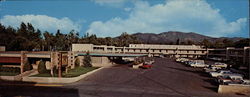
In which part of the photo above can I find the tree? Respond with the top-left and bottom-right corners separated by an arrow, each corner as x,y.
213,40 -> 224,48
234,39 -> 250,48
43,31 -> 55,51
186,40 -> 194,45
200,39 -> 212,48
222,39 -> 233,47
176,38 -> 180,45
83,52 -> 92,67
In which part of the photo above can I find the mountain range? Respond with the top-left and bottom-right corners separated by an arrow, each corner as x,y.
131,31 -> 244,44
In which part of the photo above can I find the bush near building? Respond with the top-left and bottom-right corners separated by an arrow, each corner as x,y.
75,57 -> 80,67
83,52 -> 92,67
38,60 -> 47,74
23,61 -> 33,72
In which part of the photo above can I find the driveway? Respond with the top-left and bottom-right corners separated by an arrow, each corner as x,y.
66,58 -> 245,97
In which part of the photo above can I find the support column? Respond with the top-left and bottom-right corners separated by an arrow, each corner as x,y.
226,47 -> 234,60
206,48 -> 209,58
20,51 -> 27,73
50,51 -> 59,77
123,47 -> 125,53
58,52 -> 62,78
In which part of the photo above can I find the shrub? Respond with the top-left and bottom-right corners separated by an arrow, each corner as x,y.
38,60 -> 47,74
83,52 -> 92,67
75,57 -> 80,67
23,61 -> 33,72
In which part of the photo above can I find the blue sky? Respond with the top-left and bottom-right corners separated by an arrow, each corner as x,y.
0,0 -> 249,38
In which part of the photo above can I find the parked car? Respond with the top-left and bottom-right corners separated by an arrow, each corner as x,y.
185,61 -> 195,66
176,58 -> 189,63
140,60 -> 154,69
228,80 -> 250,86
241,80 -> 250,85
144,60 -> 154,65
203,67 -> 222,73
188,60 -> 207,67
122,57 -> 135,62
190,62 -> 209,68
209,70 -> 233,77
216,74 -> 243,85
211,62 -> 228,68
139,64 -> 152,69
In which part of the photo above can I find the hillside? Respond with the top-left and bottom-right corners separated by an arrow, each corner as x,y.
132,31 -> 244,44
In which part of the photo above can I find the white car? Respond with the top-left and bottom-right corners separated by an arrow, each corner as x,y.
122,57 -> 135,62
211,62 -> 227,68
209,70 -> 233,77
185,61 -> 194,66
144,60 -> 154,65
203,67 -> 221,73
190,62 -> 209,68
228,80 -> 250,86
176,58 -> 189,63
241,80 -> 250,85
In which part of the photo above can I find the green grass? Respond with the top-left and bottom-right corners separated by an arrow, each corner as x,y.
0,67 -> 20,76
63,67 -> 98,77
31,67 -> 99,78
0,72 -> 20,76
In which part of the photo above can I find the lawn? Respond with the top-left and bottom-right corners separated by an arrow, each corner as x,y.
0,72 -> 20,76
31,66 -> 99,77
0,67 -> 20,76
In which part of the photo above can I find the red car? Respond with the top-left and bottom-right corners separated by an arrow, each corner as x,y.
139,64 -> 152,69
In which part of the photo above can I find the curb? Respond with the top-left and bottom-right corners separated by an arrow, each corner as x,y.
22,67 -> 104,84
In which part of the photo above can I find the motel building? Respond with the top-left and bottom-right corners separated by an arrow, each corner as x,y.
0,44 -> 249,74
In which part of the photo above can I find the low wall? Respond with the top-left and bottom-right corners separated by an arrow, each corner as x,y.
218,85 -> 250,95
0,75 -> 22,81
22,67 -> 103,83
91,56 -> 113,67
0,76 -> 15,81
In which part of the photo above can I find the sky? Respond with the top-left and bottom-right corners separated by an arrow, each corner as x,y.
0,0 -> 249,38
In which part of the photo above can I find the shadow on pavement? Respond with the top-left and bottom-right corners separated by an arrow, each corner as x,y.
202,86 -> 218,92
0,79 -> 80,97
203,78 -> 218,86
166,66 -> 202,74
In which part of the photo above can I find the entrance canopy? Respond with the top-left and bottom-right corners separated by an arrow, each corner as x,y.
77,53 -> 147,57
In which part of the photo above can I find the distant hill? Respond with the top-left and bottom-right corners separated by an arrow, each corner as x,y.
131,31 -> 244,44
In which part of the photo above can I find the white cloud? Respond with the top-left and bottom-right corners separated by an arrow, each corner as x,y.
91,0 -> 128,7
0,14 -> 81,33
124,7 -> 132,12
87,0 -> 247,37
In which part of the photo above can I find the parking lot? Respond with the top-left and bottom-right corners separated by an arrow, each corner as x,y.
1,57 -> 247,97
66,57 -> 246,97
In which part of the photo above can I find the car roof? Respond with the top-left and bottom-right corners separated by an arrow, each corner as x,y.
219,70 -> 230,72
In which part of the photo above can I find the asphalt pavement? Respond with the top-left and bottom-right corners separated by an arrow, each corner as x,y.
0,58 -> 247,97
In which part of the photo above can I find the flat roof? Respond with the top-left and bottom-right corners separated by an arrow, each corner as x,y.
78,53 -> 147,57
